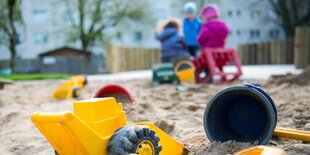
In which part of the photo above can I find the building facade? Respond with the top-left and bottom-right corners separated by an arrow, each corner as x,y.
0,0 -> 284,60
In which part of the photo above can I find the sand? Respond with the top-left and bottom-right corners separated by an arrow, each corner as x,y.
1,69 -> 310,155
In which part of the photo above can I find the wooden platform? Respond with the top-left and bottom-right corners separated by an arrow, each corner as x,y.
0,79 -> 13,89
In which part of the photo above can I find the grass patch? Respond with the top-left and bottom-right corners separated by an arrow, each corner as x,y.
0,74 -> 69,81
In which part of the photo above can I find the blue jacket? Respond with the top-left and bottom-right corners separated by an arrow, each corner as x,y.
183,18 -> 202,46
156,28 -> 187,58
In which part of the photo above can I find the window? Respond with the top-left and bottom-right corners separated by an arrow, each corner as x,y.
43,56 -> 56,65
269,29 -> 280,39
34,32 -> 48,44
250,30 -> 260,39
228,10 -> 233,17
133,31 -> 142,43
16,33 -> 21,44
154,10 -> 167,21
33,10 -> 48,22
251,10 -> 261,20
236,30 -> 241,36
63,10 -> 71,21
236,10 -> 241,16
116,31 -> 122,40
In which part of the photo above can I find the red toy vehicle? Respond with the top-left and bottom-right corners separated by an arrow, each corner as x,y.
193,48 -> 242,83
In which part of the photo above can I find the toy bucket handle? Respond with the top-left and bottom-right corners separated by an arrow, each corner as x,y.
174,60 -> 195,74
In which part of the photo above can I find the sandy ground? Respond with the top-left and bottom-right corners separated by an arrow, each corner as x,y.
0,69 -> 310,155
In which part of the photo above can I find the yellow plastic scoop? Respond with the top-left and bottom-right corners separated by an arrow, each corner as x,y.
274,127 -> 310,142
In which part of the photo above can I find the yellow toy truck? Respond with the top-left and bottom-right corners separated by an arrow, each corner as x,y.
31,98 -> 185,155
52,81 -> 80,99
52,75 -> 87,99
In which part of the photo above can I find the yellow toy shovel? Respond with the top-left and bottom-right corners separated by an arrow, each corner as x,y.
274,127 -> 310,142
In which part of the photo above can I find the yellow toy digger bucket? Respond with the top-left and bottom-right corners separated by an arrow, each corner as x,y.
235,145 -> 286,155
174,60 -> 196,84
31,98 -> 186,155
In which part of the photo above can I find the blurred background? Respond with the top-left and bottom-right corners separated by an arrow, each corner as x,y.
0,0 -> 310,76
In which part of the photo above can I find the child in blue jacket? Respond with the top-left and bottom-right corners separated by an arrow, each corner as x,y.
183,2 -> 202,57
156,21 -> 187,63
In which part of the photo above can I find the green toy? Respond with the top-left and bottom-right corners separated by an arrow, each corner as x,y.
152,63 -> 178,86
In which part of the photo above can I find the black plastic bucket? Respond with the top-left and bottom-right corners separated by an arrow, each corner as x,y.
203,83 -> 277,144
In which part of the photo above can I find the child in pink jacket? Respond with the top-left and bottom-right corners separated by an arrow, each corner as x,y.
197,4 -> 229,49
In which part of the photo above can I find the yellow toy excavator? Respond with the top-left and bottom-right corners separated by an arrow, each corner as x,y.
31,98 -> 185,155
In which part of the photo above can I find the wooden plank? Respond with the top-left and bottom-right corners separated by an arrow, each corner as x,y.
257,43 -> 263,64
270,41 -> 277,64
262,42 -> 268,64
294,27 -> 307,68
0,79 -> 13,89
306,28 -> 310,66
237,45 -> 244,64
277,41 -> 282,64
106,44 -> 111,72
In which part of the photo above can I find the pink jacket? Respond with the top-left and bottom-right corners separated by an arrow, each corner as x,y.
197,19 -> 229,49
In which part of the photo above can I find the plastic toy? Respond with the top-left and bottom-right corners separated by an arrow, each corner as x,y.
52,81 -> 80,99
31,98 -> 185,155
193,48 -> 242,83
70,75 -> 87,88
93,84 -> 134,103
235,145 -> 286,155
174,60 -> 196,84
274,127 -> 310,142
152,63 -> 178,86
203,83 -> 277,144
52,75 -> 87,99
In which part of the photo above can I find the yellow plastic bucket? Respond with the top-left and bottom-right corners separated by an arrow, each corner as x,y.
174,60 -> 196,84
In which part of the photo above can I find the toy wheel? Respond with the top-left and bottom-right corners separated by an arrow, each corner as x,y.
72,88 -> 79,98
108,125 -> 162,155
83,75 -> 88,86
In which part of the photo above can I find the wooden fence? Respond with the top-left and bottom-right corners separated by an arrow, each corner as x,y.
238,27 -> 310,68
106,44 -> 161,73
238,39 -> 294,65
294,27 -> 310,68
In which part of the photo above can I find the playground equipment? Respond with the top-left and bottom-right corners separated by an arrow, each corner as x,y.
52,75 -> 87,99
153,48 -> 242,86
193,48 -> 242,83
174,60 -> 196,84
93,84 -> 134,103
152,63 -> 178,86
235,146 -> 286,155
31,98 -> 185,155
